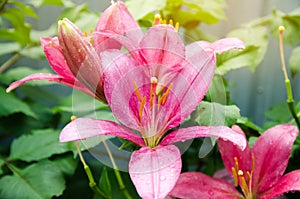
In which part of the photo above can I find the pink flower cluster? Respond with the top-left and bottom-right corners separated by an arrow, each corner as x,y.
8,1 -> 299,199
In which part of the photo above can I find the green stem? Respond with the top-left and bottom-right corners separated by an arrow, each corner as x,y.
101,137 -> 133,199
278,26 -> 300,130
0,53 -> 21,74
75,141 -> 108,199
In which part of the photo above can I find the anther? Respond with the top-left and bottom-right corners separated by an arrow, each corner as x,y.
71,115 -> 77,121
232,167 -> 239,187
133,81 -> 143,102
139,96 -> 146,119
175,22 -> 179,32
153,14 -> 161,26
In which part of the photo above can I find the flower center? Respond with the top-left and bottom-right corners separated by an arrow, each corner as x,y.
231,155 -> 255,199
152,14 -> 179,32
133,77 -> 173,148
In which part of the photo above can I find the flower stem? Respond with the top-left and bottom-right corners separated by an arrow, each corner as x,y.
0,53 -> 21,74
278,26 -> 300,130
75,141 -> 109,199
100,137 -> 133,199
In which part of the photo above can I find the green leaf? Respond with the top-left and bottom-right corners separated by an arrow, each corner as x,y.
39,0 -> 64,6
217,26 -> 268,74
289,46 -> 300,77
1,66 -> 52,85
11,1 -> 38,18
59,3 -> 89,22
0,87 -> 37,118
163,0 -> 226,27
190,101 -> 240,126
0,160 -> 65,199
0,42 -> 21,56
236,117 -> 262,134
248,136 -> 257,148
8,129 -> 72,162
126,0 -> 166,20
52,154 -> 78,176
264,101 -> 291,123
269,8 -> 300,45
20,46 -> 44,59
98,167 -> 112,199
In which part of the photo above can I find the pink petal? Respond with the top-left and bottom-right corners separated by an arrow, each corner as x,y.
40,37 -> 75,80
252,124 -> 298,193
160,126 -> 247,151
169,172 -> 242,199
139,25 -> 185,70
213,168 -> 235,187
129,145 -> 181,199
59,117 -> 145,147
207,38 -> 245,54
101,50 -> 141,130
175,44 -> 215,120
94,1 -> 143,49
218,125 -> 253,183
6,73 -> 94,98
259,170 -> 300,199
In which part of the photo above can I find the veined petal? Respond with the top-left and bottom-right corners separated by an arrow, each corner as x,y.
94,1 -> 143,48
139,25 -> 185,71
208,38 -> 245,54
102,50 -> 142,130
160,126 -> 247,150
5,73 -> 95,98
129,145 -> 181,199
169,172 -> 243,199
40,37 -> 75,80
218,125 -> 252,183
175,45 -> 215,120
259,170 -> 300,199
252,124 -> 298,194
59,117 -> 145,147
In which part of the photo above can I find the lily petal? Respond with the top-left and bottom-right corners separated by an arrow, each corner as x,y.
218,125 -> 252,182
59,117 -> 145,147
139,25 -> 185,71
94,1 -> 142,48
259,170 -> 300,199
40,37 -> 75,80
160,126 -> 247,150
252,124 -> 298,193
129,145 -> 181,199
169,172 -> 243,199
6,73 -> 94,98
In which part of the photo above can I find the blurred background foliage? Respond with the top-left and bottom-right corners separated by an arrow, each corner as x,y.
0,0 -> 300,198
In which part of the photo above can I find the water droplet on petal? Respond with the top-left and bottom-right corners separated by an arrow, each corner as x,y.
208,190 -> 214,196
160,175 -> 166,181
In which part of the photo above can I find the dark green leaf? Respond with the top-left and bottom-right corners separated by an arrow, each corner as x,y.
0,87 -> 37,118
0,160 -> 65,199
264,101 -> 291,123
126,0 -> 166,20
289,46 -> 300,77
52,154 -> 78,176
99,167 -> 112,198
190,101 -> 240,126
1,67 -> 52,85
236,117 -> 262,133
8,129 -> 72,162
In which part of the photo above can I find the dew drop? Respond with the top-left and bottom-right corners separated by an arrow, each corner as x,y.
160,175 -> 166,181
208,190 -> 214,196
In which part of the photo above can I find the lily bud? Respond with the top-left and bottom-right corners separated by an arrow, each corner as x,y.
58,18 -> 106,102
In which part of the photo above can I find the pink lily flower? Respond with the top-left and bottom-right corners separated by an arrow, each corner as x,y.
169,124 -> 300,199
60,17 -> 246,199
6,1 -> 140,103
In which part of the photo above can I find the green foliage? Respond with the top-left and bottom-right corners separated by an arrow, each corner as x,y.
289,46 -> 300,77
99,167 -> 112,199
0,160 -> 65,199
217,26 -> 268,74
126,0 -> 166,20
8,129 -> 74,162
0,87 -> 37,118
189,101 -> 240,127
